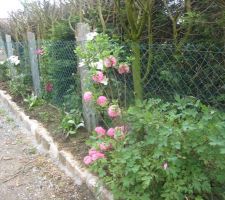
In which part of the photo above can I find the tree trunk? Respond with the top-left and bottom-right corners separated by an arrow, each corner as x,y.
131,41 -> 143,100
97,0 -> 106,33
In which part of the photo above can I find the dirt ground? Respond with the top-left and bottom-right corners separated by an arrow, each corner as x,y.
0,103 -> 95,200
0,81 -> 90,166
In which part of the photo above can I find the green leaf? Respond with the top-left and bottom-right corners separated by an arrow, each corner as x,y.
67,119 -> 75,124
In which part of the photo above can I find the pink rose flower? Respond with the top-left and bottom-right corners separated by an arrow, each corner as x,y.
91,152 -> 105,161
83,156 -> 93,165
104,58 -> 112,68
107,128 -> 115,137
99,143 -> 112,151
86,149 -> 105,163
35,48 -> 44,55
115,125 -> 128,140
118,63 -> 130,74
97,96 -> 107,106
94,126 -> 106,136
109,55 -> 117,67
104,55 -> 117,68
88,148 -> 98,156
45,82 -> 53,93
115,125 -> 128,134
83,91 -> 93,103
108,105 -> 121,118
99,143 -> 108,151
92,71 -> 104,83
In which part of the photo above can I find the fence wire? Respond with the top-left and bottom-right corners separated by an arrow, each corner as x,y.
140,44 -> 225,109
95,42 -> 225,110
13,41 -> 33,83
38,40 -> 82,110
6,41 -> 34,96
1,39 -> 224,112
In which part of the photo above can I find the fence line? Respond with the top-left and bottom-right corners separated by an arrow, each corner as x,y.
0,28 -> 224,132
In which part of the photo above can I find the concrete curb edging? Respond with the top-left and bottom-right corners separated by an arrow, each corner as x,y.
0,89 -> 113,200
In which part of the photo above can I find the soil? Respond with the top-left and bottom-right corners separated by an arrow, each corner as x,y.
0,80 -> 9,91
0,81 -> 90,167
0,100 -> 95,200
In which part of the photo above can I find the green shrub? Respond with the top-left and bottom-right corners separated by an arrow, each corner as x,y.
62,77 -> 82,111
8,74 -> 31,98
60,109 -> 84,138
90,97 -> 225,200
142,44 -> 225,109
0,61 -> 10,81
24,93 -> 45,110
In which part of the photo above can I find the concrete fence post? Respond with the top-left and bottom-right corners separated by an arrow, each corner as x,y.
27,32 -> 41,96
5,34 -> 17,76
76,23 -> 97,132
0,35 -> 7,62
5,34 -> 13,57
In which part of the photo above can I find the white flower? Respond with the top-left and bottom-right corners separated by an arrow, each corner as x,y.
14,59 -> 20,65
0,61 -> 5,65
100,77 -> 108,86
86,32 -> 98,41
79,59 -> 85,68
7,55 -> 20,65
90,60 -> 104,70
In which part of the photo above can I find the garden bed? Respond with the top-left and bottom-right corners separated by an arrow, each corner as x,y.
0,80 -> 90,166
2,78 -> 225,199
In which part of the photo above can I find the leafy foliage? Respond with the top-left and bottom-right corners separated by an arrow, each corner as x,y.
90,97 -> 225,200
76,34 -> 134,108
8,74 -> 31,98
24,93 -> 45,110
40,40 -> 77,106
60,109 -> 84,138
142,44 -> 225,109
0,62 -> 10,81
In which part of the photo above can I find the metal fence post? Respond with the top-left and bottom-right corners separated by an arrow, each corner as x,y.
27,32 -> 41,96
76,23 -> 97,132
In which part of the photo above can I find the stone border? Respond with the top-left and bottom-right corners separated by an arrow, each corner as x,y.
0,89 -> 113,200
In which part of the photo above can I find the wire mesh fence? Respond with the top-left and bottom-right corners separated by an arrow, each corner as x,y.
0,41 -> 34,98
0,37 -> 224,113
140,44 -> 225,110
0,38 -> 82,111
38,40 -> 82,110
90,42 -> 225,111
13,41 -> 33,88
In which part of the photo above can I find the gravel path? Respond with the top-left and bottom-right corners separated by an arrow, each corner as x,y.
0,104 -> 95,200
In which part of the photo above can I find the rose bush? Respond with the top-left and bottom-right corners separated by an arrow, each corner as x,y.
77,34 -> 225,200
87,97 -> 225,200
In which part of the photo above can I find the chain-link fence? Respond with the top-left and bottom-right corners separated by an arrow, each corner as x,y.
0,36 -> 224,113
13,41 -> 33,89
90,42 -> 225,111
140,44 -> 225,110
0,38 -> 82,111
38,40 -> 82,110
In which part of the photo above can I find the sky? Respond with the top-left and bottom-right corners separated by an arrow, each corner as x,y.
0,0 -> 23,18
